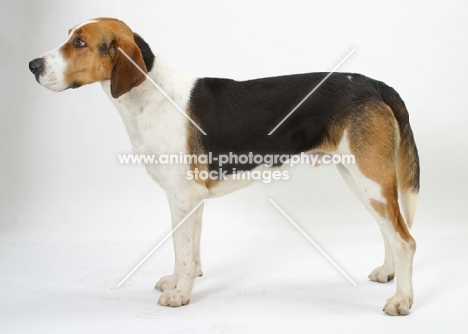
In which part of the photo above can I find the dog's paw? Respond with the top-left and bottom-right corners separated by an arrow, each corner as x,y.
368,265 -> 395,283
158,288 -> 190,307
154,275 -> 177,292
383,295 -> 413,316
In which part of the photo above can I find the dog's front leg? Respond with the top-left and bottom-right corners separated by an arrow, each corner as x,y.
157,192 -> 204,307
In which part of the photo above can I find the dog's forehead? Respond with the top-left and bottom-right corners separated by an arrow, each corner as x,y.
68,19 -> 98,38
68,18 -> 133,40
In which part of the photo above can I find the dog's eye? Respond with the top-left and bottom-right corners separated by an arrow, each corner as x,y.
73,38 -> 87,48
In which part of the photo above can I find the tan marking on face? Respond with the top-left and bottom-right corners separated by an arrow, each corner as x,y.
60,18 -> 146,95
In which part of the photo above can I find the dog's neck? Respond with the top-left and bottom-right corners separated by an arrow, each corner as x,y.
102,54 -> 195,109
147,54 -> 196,103
101,54 -> 197,156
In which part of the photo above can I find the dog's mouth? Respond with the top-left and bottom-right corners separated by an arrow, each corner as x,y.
29,58 -> 75,92
69,81 -> 82,89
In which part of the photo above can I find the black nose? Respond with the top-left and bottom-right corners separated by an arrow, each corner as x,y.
29,58 -> 44,77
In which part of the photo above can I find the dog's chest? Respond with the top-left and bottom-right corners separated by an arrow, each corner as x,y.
104,80 -> 193,187
125,101 -> 186,155
103,80 -> 189,155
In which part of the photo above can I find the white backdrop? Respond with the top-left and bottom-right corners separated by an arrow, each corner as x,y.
2,0 -> 467,244
2,0 -> 468,332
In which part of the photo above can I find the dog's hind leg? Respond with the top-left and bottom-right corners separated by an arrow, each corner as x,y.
337,164 -> 395,283
336,164 -> 395,283
336,105 -> 416,315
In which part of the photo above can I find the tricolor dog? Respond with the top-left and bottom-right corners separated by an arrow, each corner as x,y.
29,18 -> 420,315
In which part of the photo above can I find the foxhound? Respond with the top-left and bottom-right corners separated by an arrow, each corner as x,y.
29,18 -> 420,315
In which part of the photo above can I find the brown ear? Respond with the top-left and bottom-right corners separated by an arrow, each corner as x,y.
110,39 -> 147,98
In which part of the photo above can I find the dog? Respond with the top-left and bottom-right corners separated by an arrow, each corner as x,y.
29,18 -> 419,315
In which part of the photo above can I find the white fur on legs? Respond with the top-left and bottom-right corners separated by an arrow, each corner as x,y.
368,229 -> 395,283
336,164 -> 363,202
336,163 -> 396,283
156,190 -> 205,307
155,274 -> 177,292
382,229 -> 415,316
154,200 -> 204,293
194,202 -> 204,277
336,155 -> 415,316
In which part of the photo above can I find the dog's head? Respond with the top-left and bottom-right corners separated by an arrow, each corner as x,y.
29,18 -> 154,98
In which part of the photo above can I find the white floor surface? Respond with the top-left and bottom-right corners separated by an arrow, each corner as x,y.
1,214 -> 467,333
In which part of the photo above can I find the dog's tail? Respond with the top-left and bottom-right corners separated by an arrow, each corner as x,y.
378,82 -> 420,229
